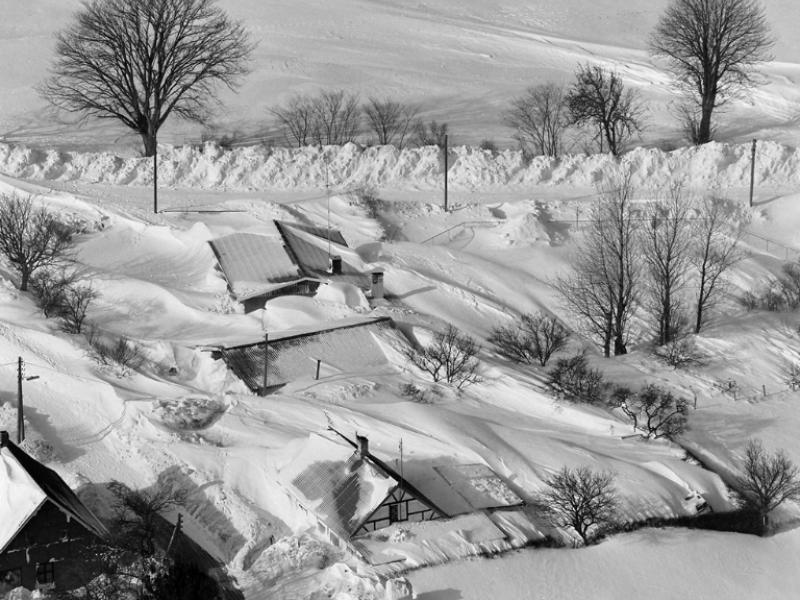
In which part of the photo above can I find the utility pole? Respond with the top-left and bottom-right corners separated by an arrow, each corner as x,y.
17,357 -> 23,444
153,141 -> 159,214
749,138 -> 756,208
443,134 -> 449,213
261,332 -> 269,396
17,357 -> 39,443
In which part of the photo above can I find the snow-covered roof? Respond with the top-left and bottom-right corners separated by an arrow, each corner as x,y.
209,226 -> 302,298
0,434 -> 108,553
280,434 -> 398,538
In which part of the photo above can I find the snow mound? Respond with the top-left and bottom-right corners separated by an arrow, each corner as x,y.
1,141 -> 799,192
315,281 -> 370,309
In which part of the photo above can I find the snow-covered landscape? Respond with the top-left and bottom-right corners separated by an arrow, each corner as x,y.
2,1 -> 800,599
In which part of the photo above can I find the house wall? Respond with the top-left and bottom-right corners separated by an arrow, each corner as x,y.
356,489 -> 439,534
0,501 -> 102,593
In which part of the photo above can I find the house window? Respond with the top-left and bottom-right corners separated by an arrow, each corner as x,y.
36,562 -> 56,589
388,503 -> 400,523
1,569 -> 22,594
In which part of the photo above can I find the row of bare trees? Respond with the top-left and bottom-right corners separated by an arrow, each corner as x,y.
506,65 -> 645,158
270,90 -> 449,149
557,174 -> 743,357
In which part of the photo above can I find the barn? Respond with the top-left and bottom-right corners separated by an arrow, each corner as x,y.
0,431 -> 108,594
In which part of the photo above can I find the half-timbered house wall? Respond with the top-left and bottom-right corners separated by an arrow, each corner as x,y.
356,486 -> 440,534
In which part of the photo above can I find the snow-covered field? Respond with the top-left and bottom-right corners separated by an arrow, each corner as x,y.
2,1 -> 800,599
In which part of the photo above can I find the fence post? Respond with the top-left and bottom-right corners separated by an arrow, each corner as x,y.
315,359 -> 321,380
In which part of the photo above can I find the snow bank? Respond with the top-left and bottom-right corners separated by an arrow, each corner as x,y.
1,141 -> 798,193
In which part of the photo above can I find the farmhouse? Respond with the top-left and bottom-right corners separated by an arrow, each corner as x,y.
278,430 -> 526,557
209,220 -> 372,312
0,431 -> 108,594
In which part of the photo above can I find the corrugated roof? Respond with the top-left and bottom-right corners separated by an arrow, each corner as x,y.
209,229 -> 302,298
276,221 -> 348,247
276,223 -> 370,288
0,436 -> 108,553
219,317 -> 392,390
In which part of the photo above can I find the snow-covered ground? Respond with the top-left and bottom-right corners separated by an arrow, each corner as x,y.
2,1 -> 800,599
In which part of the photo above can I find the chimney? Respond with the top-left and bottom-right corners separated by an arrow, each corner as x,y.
328,255 -> 342,275
356,435 -> 369,458
0,431 -> 8,447
371,270 -> 384,300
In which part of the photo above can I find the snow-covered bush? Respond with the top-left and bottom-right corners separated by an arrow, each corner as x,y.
404,325 -> 481,389
489,312 -> 569,366
610,383 -> 689,439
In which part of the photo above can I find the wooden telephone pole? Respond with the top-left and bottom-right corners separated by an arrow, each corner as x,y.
749,139 -> 757,208
261,332 -> 269,396
17,357 -> 24,444
443,134 -> 449,212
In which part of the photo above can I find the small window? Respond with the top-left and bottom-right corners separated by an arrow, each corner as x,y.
388,503 -> 400,523
36,562 -> 56,588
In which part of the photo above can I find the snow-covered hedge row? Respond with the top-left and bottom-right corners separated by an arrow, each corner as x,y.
0,140 -> 796,192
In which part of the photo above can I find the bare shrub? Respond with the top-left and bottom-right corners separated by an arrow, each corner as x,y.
411,119 -> 448,148
610,383 -> 689,439
566,64 -> 644,156
735,439 -> 800,533
404,325 -> 481,389
30,266 -> 81,317
536,466 -> 619,546
479,139 -> 499,154
363,97 -> 418,148
505,83 -> 568,157
740,289 -> 759,311
0,194 -> 76,291
87,328 -> 145,371
655,335 -> 705,369
489,312 -> 569,366
60,282 -> 97,334
778,260 -> 800,309
547,352 -> 607,404
783,363 -> 800,391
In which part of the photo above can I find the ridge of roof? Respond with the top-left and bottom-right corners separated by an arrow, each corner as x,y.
1,436 -> 108,542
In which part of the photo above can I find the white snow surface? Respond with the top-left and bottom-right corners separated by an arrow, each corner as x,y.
0,446 -> 47,554
3,1 -> 800,598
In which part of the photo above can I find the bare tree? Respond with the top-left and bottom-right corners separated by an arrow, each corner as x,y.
505,83 -> 568,158
650,0 -> 773,144
556,172 -> 641,356
692,195 -> 743,333
404,324 -> 481,389
736,439 -> 800,533
566,64 -> 644,156
411,119 -> 449,148
107,480 -> 187,557
642,186 -> 693,345
0,194 -> 76,291
271,94 -> 316,147
311,89 -> 361,145
60,283 -> 98,334
363,97 -> 418,148
611,384 -> 689,439
41,0 -> 253,157
490,312 -> 569,366
537,466 -> 619,546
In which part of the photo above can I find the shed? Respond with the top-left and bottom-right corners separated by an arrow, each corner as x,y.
0,431 -> 108,593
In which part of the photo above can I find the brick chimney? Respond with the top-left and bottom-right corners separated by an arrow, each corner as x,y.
356,434 -> 369,458
329,255 -> 342,275
0,430 -> 9,447
371,271 -> 384,300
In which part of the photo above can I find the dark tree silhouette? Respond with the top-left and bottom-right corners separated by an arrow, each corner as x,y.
41,0 -> 253,156
650,0 -> 773,144
566,64 -> 644,156
505,83 -> 568,158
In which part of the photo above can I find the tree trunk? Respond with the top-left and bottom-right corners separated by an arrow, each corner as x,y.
613,335 -> 627,356
603,314 -> 612,358
141,131 -> 157,157
697,93 -> 715,144
19,268 -> 30,292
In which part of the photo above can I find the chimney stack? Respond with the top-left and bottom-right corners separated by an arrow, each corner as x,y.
356,434 -> 369,458
329,255 -> 342,275
0,431 -> 9,447
371,271 -> 384,300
